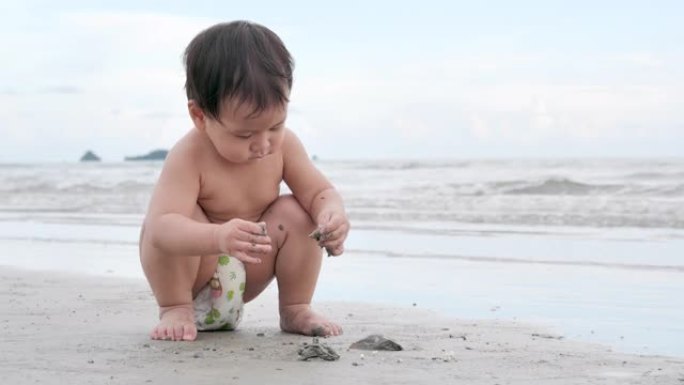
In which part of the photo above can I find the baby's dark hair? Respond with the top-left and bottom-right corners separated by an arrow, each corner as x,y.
183,21 -> 293,120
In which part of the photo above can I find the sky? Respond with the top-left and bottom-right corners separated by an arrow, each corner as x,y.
0,0 -> 682,162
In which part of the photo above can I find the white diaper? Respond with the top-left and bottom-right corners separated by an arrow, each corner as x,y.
193,255 -> 246,331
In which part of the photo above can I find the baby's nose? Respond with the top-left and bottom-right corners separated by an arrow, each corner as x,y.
251,136 -> 269,153
251,142 -> 267,153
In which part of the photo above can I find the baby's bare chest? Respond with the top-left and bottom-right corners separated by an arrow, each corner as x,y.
198,162 -> 283,223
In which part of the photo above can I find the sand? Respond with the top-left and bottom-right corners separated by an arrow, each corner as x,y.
1,266 -> 682,385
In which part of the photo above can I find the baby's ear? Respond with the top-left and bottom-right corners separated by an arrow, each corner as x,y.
187,100 -> 207,131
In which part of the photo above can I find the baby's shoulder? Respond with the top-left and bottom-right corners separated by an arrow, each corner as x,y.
280,128 -> 303,154
167,130 -> 209,160
160,130 -> 212,175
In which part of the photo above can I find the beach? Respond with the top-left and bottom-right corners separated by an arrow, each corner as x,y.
1,159 -> 683,383
2,266 -> 683,385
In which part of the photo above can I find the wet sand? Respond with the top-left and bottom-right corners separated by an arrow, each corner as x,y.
1,266 -> 682,385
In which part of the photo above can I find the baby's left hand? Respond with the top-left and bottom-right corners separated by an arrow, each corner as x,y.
313,209 -> 350,256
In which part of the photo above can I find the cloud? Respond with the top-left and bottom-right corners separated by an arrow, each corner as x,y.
0,88 -> 20,96
1,6 -> 682,161
0,10 -> 217,161
293,50 -> 683,153
39,86 -> 83,95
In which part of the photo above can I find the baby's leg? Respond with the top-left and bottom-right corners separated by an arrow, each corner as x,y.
244,194 -> 342,336
139,204 -> 218,341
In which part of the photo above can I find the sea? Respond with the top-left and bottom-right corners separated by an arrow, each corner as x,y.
1,158 -> 683,356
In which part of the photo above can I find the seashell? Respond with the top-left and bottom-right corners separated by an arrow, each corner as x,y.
308,228 -> 325,242
349,334 -> 403,351
298,337 -> 340,361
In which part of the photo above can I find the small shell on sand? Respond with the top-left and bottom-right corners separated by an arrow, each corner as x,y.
350,335 -> 403,351
298,337 -> 340,361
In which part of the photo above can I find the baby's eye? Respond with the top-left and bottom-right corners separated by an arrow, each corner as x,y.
270,125 -> 283,132
236,133 -> 252,139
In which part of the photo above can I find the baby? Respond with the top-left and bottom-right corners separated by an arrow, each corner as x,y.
139,20 -> 350,341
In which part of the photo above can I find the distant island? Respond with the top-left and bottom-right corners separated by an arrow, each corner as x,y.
124,149 -> 168,161
80,150 -> 101,162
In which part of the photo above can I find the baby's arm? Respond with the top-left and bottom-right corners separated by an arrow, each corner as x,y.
144,144 -> 270,262
282,130 -> 350,255
144,144 -> 220,256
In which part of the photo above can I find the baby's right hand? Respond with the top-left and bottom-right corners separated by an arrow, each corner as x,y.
214,219 -> 272,264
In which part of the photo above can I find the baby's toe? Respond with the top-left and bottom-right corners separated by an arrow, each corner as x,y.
182,324 -> 197,341
150,326 -> 160,340
160,326 -> 173,340
173,324 -> 186,341
328,322 -> 343,336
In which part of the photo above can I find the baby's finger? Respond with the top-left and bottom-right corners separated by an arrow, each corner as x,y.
238,231 -> 272,245
322,224 -> 349,245
319,239 -> 336,251
319,226 -> 343,243
232,251 -> 262,264
237,220 -> 268,236
325,244 -> 344,257
317,212 -> 333,227
235,241 -> 272,255
324,213 -> 348,229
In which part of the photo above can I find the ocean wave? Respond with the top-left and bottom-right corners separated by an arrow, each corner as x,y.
2,160 -> 683,231
347,209 -> 684,229
322,160 -> 471,170
0,181 -> 153,194
444,179 -> 682,198
502,177 -> 623,196
659,184 -> 684,197
0,182 -> 56,193
0,235 -> 138,246
623,171 -> 684,181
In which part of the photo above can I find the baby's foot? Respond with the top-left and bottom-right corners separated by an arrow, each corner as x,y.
279,304 -> 343,337
150,305 -> 197,341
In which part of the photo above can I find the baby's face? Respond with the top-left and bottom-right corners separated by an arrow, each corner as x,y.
203,99 -> 287,163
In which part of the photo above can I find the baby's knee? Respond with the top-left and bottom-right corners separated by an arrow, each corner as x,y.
269,195 -> 314,228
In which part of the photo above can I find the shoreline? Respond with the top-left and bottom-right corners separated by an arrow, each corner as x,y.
1,265 -> 683,384
2,228 -> 684,358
